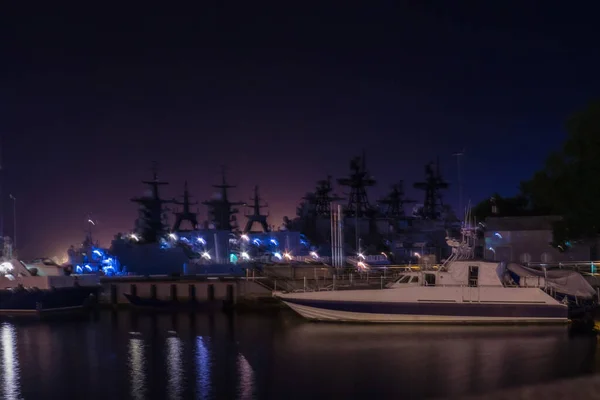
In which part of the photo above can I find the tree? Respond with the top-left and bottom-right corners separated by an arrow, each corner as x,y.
520,101 -> 600,246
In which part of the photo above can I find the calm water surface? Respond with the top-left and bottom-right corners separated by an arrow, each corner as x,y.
0,310 -> 599,399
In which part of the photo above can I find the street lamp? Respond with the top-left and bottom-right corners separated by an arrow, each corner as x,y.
9,194 -> 15,249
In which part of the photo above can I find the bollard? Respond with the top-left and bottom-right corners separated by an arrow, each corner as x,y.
304,276 -> 307,292
333,274 -> 336,291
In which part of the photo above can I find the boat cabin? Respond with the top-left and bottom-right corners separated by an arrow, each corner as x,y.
387,260 -> 507,289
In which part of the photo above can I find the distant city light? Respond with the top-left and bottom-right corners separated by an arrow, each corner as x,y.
202,252 -> 211,260
241,234 -> 249,241
241,252 -> 250,260
130,234 -> 139,241
197,237 -> 206,245
273,252 -> 282,260
168,233 -> 178,240
310,251 -> 319,259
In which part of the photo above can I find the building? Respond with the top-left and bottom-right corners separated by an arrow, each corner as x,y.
483,216 -> 593,263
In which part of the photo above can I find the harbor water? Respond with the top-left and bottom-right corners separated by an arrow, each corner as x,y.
0,310 -> 599,399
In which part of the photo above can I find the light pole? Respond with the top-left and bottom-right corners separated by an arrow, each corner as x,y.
9,194 -> 15,249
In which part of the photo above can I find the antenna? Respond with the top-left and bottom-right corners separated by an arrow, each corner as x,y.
452,149 -> 465,220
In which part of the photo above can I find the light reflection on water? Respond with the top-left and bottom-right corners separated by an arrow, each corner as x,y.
1,323 -> 21,400
128,335 -> 146,400
166,335 -> 184,400
195,337 -> 211,400
237,353 -> 254,400
0,311 -> 598,399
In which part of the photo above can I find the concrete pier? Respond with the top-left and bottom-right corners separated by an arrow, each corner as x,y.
100,275 -> 271,306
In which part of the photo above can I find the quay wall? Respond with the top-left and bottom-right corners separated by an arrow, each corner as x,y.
100,276 -> 271,305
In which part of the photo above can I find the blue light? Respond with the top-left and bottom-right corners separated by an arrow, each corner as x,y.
274,252 -> 282,260
270,239 -> 279,246
494,232 -> 502,239
84,264 -> 92,271
75,265 -> 83,274
252,239 -> 261,246
102,266 -> 115,275
197,237 -> 206,245
93,249 -> 103,257
230,253 -> 238,263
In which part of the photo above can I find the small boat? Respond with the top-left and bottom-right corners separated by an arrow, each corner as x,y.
0,258 -> 101,316
275,224 -> 596,324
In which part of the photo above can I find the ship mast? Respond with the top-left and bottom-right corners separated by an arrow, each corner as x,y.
130,163 -> 173,243
413,158 -> 449,220
378,181 -> 415,219
243,185 -> 270,233
202,167 -> 244,231
337,150 -> 376,218
311,175 -> 343,217
172,181 -> 199,231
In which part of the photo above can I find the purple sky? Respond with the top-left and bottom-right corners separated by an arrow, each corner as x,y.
3,2 -> 600,258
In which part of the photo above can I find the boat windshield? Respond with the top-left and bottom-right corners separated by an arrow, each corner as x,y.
396,275 -> 412,284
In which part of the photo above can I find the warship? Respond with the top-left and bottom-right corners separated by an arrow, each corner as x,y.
284,153 -> 461,265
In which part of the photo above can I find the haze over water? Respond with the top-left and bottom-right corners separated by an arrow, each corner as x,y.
0,310 -> 598,399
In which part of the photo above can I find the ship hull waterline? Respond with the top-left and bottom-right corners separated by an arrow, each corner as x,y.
0,286 -> 100,317
278,297 -> 569,325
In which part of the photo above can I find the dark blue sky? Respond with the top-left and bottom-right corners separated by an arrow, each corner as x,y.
3,2 -> 600,258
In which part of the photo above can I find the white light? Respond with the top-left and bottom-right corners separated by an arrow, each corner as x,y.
0,262 -> 13,273
283,252 -> 292,260
88,219 -> 95,225
202,252 -> 211,260
241,234 -> 249,241
241,252 -> 250,260
130,234 -> 139,241
357,253 -> 365,260
197,237 -> 206,245
273,252 -> 282,260
310,251 -> 319,259
414,252 -> 421,258
168,233 -> 178,240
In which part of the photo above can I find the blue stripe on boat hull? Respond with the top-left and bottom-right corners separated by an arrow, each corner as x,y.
281,298 -> 568,319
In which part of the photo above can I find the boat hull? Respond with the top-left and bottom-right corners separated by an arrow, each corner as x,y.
0,286 -> 100,316
279,297 -> 569,324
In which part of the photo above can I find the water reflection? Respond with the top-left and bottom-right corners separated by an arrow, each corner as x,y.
237,353 -> 254,400
195,337 -> 211,400
1,323 -> 21,400
128,335 -> 146,400
166,335 -> 183,400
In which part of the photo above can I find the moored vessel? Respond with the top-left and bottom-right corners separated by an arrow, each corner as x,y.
0,255 -> 100,316
275,222 -> 596,324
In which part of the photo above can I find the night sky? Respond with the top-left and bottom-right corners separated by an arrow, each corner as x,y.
4,3 -> 600,259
